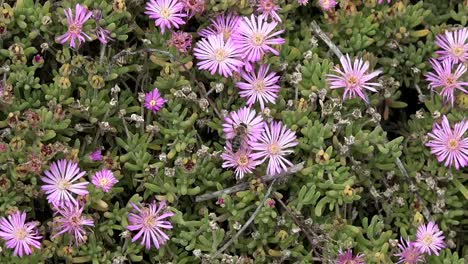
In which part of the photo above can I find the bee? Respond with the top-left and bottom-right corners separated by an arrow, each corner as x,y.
232,123 -> 248,153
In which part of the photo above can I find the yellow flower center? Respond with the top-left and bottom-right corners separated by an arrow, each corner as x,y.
143,213 -> 156,228
214,49 -> 227,62
445,76 -> 456,86
222,29 -> 232,40
99,177 -> 109,187
347,75 -> 359,88
447,138 -> 459,150
421,234 -> 433,245
14,227 -> 27,240
57,179 -> 71,190
68,24 -> 80,34
452,46 -> 463,57
149,99 -> 157,106
251,33 -> 264,46
237,154 -> 249,166
159,8 -> 171,19
269,143 -> 280,155
322,0 -> 330,6
253,80 -> 265,92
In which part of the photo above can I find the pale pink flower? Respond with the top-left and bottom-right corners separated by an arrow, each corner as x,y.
181,0 -> 205,17
222,106 -> 265,145
414,221 -> 445,256
435,28 -> 468,64
318,0 -> 337,11
336,249 -> 365,264
91,169 -> 118,192
221,141 -> 261,179
257,0 -> 281,22
144,0 -> 186,34
199,13 -> 241,40
297,0 -> 309,5
56,4 -> 93,48
394,238 -> 424,264
52,202 -> 94,245
0,211 -> 41,257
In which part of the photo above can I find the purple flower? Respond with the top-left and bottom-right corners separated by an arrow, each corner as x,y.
336,249 -> 365,264
56,4 -> 93,48
425,59 -> 468,107
193,34 -> 244,77
91,169 -> 118,192
221,141 -> 261,179
257,0 -> 281,22
251,121 -> 298,175
222,106 -> 265,145
236,64 -> 280,110
144,0 -> 186,34
318,0 -> 337,11
414,221 -> 445,256
127,200 -> 174,249
41,159 -> 89,206
435,28 -> 468,64
0,211 -> 41,257
394,238 -> 424,264
89,149 -> 102,161
93,10 -> 113,45
144,88 -> 167,113
199,13 -> 241,40
52,202 -> 94,245
231,14 -> 285,63
169,31 -> 192,52
327,54 -> 382,103
426,116 -> 468,170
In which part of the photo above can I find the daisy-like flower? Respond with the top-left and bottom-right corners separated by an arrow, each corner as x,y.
231,14 -> 285,63
426,116 -> 468,170
56,4 -> 93,48
53,202 -> 94,245
144,0 -> 186,34
93,10 -> 113,45
221,141 -> 261,179
41,159 -> 89,206
336,249 -> 365,264
193,34 -> 244,77
327,54 -> 382,103
257,0 -> 281,22
414,221 -> 445,255
199,13 -> 241,40
0,211 -> 41,257
144,88 -> 167,113
318,0 -> 337,11
89,149 -> 102,161
425,59 -> 468,107
394,238 -> 424,264
297,0 -> 309,5
435,28 -> 468,64
127,200 -> 174,249
222,106 -> 265,145
91,169 -> 118,192
236,64 -> 280,110
377,0 -> 392,3
251,121 -> 298,175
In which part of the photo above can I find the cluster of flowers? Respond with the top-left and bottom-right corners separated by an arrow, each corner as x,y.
424,28 -> 467,170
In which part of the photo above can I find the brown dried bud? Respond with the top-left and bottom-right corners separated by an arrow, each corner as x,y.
23,110 -> 41,128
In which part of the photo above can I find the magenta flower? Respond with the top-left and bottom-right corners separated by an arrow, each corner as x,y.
144,0 -> 186,34
91,169 -> 118,192
257,0 -> 281,22
394,238 -> 424,264
41,159 -> 89,206
0,211 -> 41,257
199,13 -> 241,40
221,141 -> 261,179
426,116 -> 468,170
251,121 -> 298,175
236,64 -> 280,110
56,4 -> 93,48
231,14 -> 285,63
222,106 -> 265,145
127,200 -> 174,249
435,28 -> 468,64
327,54 -> 382,103
425,59 -> 468,107
89,149 -> 102,161
93,10 -> 113,45
318,0 -> 337,11
53,202 -> 94,245
414,221 -> 445,256
144,88 -> 167,113
336,249 -> 365,264
377,0 -> 392,3
193,34 -> 244,77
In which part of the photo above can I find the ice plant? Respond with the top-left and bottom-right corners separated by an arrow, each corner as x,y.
89,149 -> 102,161
0,211 -> 41,257
144,88 -> 167,113
236,64 -> 280,110
318,0 -> 337,11
257,0 -> 281,22
394,238 -> 424,264
144,0 -> 186,34
193,34 -> 244,77
336,249 -> 365,264
251,121 -> 298,175
181,0 -> 205,17
377,0 -> 392,3
127,200 -> 174,249
435,28 -> 468,63
414,221 -> 445,255
93,10 -> 113,44
199,13 -> 241,40
327,54 -> 382,103
41,159 -> 89,206
425,59 -> 468,107
222,106 -> 265,145
169,31 -> 192,52
91,169 -> 118,192
221,141 -> 261,179
231,14 -> 285,63
297,0 -> 309,5
53,202 -> 94,245
426,116 -> 468,170
56,4 -> 93,48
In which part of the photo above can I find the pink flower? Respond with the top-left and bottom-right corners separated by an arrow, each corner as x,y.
56,4 -> 93,48
377,0 -> 392,3
414,221 -> 445,256
435,28 -> 468,64
236,64 -> 280,110
257,0 -> 281,22
52,202 -> 94,245
144,88 -> 167,113
181,0 -> 205,17
426,116 -> 468,170
327,54 -> 382,103
0,211 -> 41,257
144,0 -> 186,34
93,10 -> 113,45
91,169 -> 118,192
169,31 -> 192,52
231,14 -> 285,63
297,0 -> 309,5
425,59 -> 468,107
199,13 -> 241,40
193,34 -> 244,77
221,141 -> 261,179
336,249 -> 365,264
251,121 -> 298,175
127,200 -> 174,249
394,238 -> 424,264
41,159 -> 89,206
89,149 -> 102,161
318,0 -> 337,11
222,106 -> 265,145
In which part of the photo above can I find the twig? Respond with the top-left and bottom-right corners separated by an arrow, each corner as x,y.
195,162 -> 304,202
310,20 -> 343,59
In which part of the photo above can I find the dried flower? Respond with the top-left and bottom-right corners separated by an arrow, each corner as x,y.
56,4 -> 93,48
0,211 -> 41,257
91,169 -> 118,192
181,0 -> 205,17
169,31 -> 192,52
